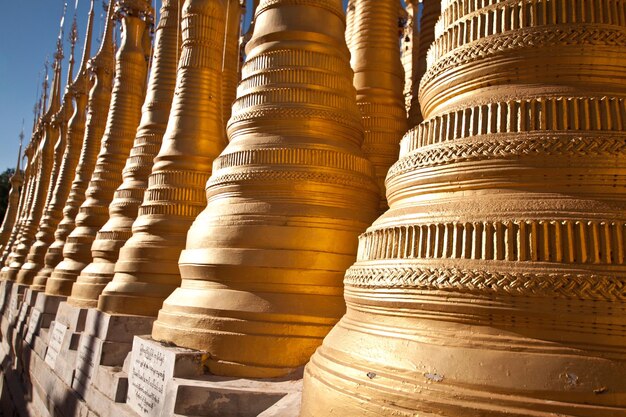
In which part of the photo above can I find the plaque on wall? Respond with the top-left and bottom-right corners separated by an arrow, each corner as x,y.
44,321 -> 67,368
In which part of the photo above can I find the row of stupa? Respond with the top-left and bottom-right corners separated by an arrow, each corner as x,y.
0,0 -> 624,416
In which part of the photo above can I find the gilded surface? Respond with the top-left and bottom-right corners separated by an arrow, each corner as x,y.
50,5 -> 149,299
301,0 -> 626,415
68,0 -> 178,307
151,0 -> 379,378
18,3 -> 96,289
2,140 -> 36,266
348,0 -> 407,210
41,2 -> 116,294
2,52 -> 64,282
98,0 -> 224,317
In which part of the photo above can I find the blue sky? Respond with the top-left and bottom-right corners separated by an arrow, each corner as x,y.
1,0 -> 116,172
0,0 -> 352,172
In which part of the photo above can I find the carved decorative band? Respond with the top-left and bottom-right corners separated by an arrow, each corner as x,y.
256,0 -> 344,20
214,148 -> 375,176
78,205 -> 109,216
344,265 -> 626,301
179,42 -> 223,69
423,27 -> 626,90
148,170 -> 208,188
244,49 -> 346,75
239,69 -> 349,93
143,187 -> 205,203
232,88 -> 356,114
208,170 -> 379,191
357,220 -> 626,266
95,230 -> 133,242
401,96 -> 626,155
113,188 -> 145,200
124,155 -> 159,168
391,135 -> 626,175
228,107 -> 361,131
139,203 -> 204,217
436,0 -> 626,60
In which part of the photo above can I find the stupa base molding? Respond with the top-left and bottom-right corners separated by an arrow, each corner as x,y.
55,301 -> 87,333
126,335 -> 303,417
30,291 -> 65,334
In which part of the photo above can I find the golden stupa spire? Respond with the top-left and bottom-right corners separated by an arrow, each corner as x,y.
48,2 -> 67,120
98,0 -> 219,316
41,60 -> 50,118
40,0 -> 115,293
2,121 -> 37,266
221,0 -> 243,129
65,4 -> 79,89
348,0 -> 408,211
407,0 -> 440,126
45,5 -> 77,214
49,0 -> 151,298
19,0 -> 99,288
69,0 -> 181,307
13,123 -> 24,176
75,0 -> 96,80
32,71 -> 43,133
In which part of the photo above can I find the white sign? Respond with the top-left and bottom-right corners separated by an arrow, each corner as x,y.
16,302 -> 29,334
73,334 -> 102,392
25,308 -> 42,345
127,337 -> 169,417
7,293 -> 18,324
45,322 -> 67,368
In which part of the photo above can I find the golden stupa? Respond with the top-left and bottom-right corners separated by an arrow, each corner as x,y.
302,0 -> 626,415
68,0 -> 177,308
347,0 -> 407,210
39,0 -> 116,293
2,28 -> 66,283
98,0 -> 232,316
18,6 -> 95,289
1,1 -> 625,416
2,129 -> 36,266
48,1 -> 151,299
151,0 -> 380,378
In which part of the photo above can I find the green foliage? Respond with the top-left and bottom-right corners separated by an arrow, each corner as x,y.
0,168 -> 16,222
